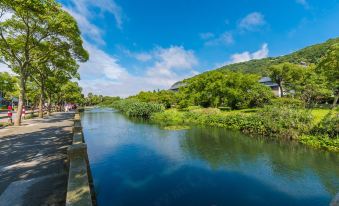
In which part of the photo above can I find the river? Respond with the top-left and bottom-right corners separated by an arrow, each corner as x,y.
81,108 -> 338,206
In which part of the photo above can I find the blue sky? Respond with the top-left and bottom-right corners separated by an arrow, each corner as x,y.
56,0 -> 338,96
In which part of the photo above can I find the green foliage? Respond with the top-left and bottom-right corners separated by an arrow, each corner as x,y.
316,43 -> 339,107
268,62 -> 304,95
113,99 -> 165,118
218,106 -> 232,111
215,38 -> 339,75
151,109 -> 186,125
0,0 -> 88,124
311,111 -> 339,138
131,90 -> 177,108
151,106 -> 315,141
178,71 -> 273,109
257,106 -> 313,139
180,105 -> 202,111
99,96 -> 121,106
298,135 -> 339,152
0,72 -> 17,98
271,98 -> 305,108
60,81 -> 84,104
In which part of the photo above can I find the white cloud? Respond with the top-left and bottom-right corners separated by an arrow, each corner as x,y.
79,41 -> 128,81
238,12 -> 266,30
229,43 -> 268,64
200,32 -> 214,40
61,1 -> 198,97
65,8 -> 105,45
120,48 -> 153,62
215,43 -> 269,67
79,44 -> 199,97
205,32 -> 234,46
146,46 -> 198,86
134,53 -> 153,62
69,0 -> 123,28
296,0 -> 309,9
0,63 -> 12,73
63,0 -> 124,45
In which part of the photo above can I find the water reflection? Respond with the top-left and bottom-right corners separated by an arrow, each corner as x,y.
181,127 -> 339,196
82,108 -> 338,206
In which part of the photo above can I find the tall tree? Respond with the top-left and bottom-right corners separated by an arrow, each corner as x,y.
268,63 -> 305,97
316,44 -> 339,108
0,72 -> 17,98
0,0 -> 88,125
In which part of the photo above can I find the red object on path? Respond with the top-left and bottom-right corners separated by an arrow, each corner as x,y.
22,107 -> 26,119
7,105 -> 13,123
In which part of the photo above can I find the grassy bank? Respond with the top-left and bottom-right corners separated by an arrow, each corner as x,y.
110,100 -> 338,152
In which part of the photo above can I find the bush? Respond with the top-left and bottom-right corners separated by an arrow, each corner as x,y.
256,106 -> 313,139
180,105 -> 202,111
218,106 -> 231,111
113,99 -> 165,118
299,135 -> 339,152
312,111 -> 339,138
151,109 -> 185,125
271,98 -> 305,108
191,108 -> 221,115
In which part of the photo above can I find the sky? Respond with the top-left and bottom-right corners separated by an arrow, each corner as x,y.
1,0 -> 339,97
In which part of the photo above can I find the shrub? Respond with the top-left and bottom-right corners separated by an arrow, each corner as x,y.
180,105 -> 202,111
191,108 -> 221,115
271,98 -> 305,108
256,106 -> 313,139
113,99 -> 165,118
218,106 -> 231,111
299,135 -> 339,152
151,109 -> 185,125
311,111 -> 339,138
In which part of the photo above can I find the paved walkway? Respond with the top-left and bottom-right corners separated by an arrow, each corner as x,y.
0,112 -> 74,206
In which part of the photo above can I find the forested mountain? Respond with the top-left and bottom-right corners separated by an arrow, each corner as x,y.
214,37 -> 339,75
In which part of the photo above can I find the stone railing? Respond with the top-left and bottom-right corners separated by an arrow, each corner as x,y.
66,110 -> 93,206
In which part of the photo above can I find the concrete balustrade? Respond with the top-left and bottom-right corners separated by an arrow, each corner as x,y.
66,109 -> 94,206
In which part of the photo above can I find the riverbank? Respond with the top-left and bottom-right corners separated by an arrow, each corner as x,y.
0,112 -> 74,205
108,100 -> 338,152
81,108 -> 339,205
152,107 -> 338,152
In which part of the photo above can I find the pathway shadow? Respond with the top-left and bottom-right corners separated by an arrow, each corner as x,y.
0,113 -> 73,205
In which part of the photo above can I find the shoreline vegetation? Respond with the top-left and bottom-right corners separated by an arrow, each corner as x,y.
91,38 -> 339,153
100,99 -> 338,152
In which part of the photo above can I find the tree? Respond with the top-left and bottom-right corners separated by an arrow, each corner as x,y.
268,63 -> 304,97
286,65 -> 332,107
0,72 -> 17,98
31,42 -> 80,117
0,0 -> 88,125
178,71 -> 273,109
60,81 -> 84,105
316,44 -> 339,108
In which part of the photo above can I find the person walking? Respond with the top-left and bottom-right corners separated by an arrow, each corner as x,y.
7,105 -> 12,124
22,106 -> 26,119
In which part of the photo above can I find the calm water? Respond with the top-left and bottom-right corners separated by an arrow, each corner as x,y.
82,108 -> 338,206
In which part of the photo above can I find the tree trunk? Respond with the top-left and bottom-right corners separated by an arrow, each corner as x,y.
332,94 -> 338,109
38,79 -> 45,118
47,94 -> 52,116
14,76 -> 26,126
278,84 -> 284,97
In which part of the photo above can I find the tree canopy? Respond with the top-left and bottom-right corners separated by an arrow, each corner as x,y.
0,0 -> 88,125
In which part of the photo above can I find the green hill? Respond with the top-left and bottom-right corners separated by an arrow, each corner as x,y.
214,37 -> 339,75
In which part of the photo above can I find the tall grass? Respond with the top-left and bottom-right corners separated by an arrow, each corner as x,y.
113,99 -> 165,118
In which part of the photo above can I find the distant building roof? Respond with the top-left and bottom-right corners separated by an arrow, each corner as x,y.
258,77 -> 272,83
169,81 -> 186,91
259,77 -> 279,87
